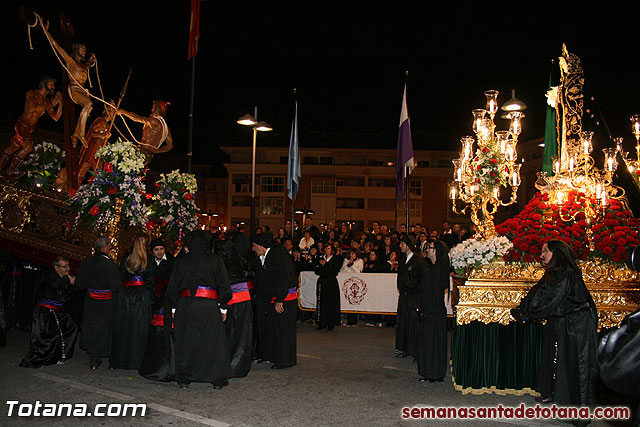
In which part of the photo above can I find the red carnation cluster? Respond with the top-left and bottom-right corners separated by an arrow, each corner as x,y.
590,200 -> 640,262
495,191 -> 640,264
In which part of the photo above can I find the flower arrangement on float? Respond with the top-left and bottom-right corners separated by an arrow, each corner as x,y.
146,169 -> 200,243
495,191 -> 640,264
14,141 -> 64,188
449,235 -> 513,276
70,139 -> 149,228
468,142 -> 510,191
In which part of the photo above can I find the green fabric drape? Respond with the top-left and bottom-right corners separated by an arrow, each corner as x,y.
542,68 -> 559,175
451,321 -> 543,393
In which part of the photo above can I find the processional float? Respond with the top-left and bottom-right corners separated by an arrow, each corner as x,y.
449,44 -> 640,395
0,9 -> 195,266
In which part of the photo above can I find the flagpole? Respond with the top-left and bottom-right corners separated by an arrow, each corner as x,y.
405,165 -> 410,233
187,55 -> 195,173
403,71 -> 410,232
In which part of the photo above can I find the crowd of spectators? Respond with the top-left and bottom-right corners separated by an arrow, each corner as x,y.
223,217 -> 473,276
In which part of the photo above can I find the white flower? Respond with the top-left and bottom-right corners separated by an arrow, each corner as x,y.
449,236 -> 513,272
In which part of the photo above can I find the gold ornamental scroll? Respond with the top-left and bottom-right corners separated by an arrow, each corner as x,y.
455,260 -> 640,329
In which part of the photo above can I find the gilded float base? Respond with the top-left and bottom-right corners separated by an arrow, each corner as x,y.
452,375 -> 540,397
455,260 -> 640,330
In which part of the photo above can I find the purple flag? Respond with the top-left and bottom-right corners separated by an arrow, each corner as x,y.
396,83 -> 414,202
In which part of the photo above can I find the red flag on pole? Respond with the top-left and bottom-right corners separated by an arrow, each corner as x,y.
188,0 -> 201,60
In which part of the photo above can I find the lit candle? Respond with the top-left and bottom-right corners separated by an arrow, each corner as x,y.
509,112 -> 522,136
484,90 -> 499,115
506,145 -> 514,161
632,114 -> 640,137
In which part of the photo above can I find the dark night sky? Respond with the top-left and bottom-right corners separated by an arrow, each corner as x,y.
3,2 -> 640,174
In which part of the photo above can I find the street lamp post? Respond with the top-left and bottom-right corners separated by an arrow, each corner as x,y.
238,106 -> 272,236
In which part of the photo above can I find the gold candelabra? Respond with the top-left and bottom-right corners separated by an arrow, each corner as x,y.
536,130 -> 625,250
450,90 -> 523,240
619,114 -> 640,187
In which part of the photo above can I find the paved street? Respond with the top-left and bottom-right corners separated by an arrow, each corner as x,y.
0,321 -> 635,426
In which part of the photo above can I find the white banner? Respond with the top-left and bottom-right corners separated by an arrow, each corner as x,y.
299,271 -> 399,313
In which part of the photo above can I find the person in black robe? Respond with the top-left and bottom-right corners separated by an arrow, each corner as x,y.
75,236 -> 121,369
252,232 -> 298,368
139,238 -> 176,382
216,239 -> 253,378
314,244 -> 342,331
511,239 -> 598,422
231,230 -> 261,361
166,230 -> 232,389
150,237 -> 174,297
417,239 -> 450,382
598,304 -> 640,427
138,281 -> 175,382
19,256 -> 78,368
395,235 -> 424,359
110,235 -> 155,370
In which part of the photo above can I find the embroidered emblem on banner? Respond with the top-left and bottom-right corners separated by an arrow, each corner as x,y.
342,276 -> 368,305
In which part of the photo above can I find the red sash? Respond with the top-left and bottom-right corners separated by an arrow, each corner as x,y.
124,280 -> 145,287
151,313 -> 164,326
229,290 -> 251,305
271,287 -> 298,303
180,286 -> 219,300
88,289 -> 113,300
36,299 -> 62,311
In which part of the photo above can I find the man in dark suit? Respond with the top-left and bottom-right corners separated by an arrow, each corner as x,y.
251,232 -> 297,369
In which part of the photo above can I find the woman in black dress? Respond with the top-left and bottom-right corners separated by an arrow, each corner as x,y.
314,245 -> 342,331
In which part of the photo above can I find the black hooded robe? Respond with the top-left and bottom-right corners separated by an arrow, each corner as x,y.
313,255 -> 342,330
109,256 -> 155,370
396,253 -> 424,357
512,267 -> 598,414
166,231 -> 232,386
417,242 -> 450,380
217,239 -> 253,378
139,253 -> 177,382
19,270 -> 78,367
253,243 -> 298,368
75,252 -> 121,360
